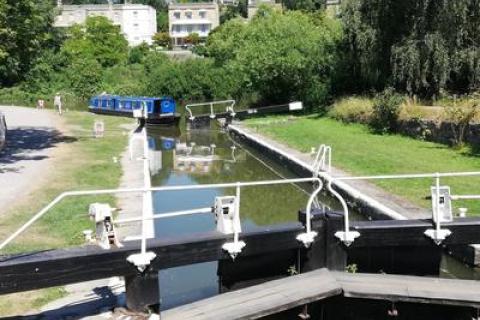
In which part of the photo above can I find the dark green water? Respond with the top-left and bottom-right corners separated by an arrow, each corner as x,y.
148,124 -> 353,309
147,124 -> 480,317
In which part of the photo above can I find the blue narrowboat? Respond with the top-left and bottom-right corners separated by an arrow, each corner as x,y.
88,94 -> 181,126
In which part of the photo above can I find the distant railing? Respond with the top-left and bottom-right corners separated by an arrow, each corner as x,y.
185,100 -> 236,120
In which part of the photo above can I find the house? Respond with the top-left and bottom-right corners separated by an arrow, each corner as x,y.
54,1 -> 157,46
168,2 -> 220,47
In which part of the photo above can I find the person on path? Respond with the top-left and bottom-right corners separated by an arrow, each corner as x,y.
54,93 -> 62,115
37,99 -> 45,109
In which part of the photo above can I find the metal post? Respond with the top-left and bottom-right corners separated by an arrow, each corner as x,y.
234,183 -> 241,244
210,103 -> 215,119
221,182 -> 246,259
126,127 -> 156,271
330,179 -> 359,246
435,173 -> 441,234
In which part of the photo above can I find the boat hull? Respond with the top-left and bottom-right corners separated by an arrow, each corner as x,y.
89,108 -> 181,126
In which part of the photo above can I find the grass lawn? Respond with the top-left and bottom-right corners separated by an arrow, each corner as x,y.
0,110 -> 133,316
245,116 -> 480,215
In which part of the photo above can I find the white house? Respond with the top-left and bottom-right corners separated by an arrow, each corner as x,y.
55,2 -> 157,46
168,2 -> 220,47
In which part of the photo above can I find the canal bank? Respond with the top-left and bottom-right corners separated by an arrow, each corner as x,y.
0,108 -> 133,317
227,122 -> 480,266
228,123 -> 430,220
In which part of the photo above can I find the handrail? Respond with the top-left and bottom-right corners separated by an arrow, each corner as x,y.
327,171 -> 480,245
312,144 -> 331,174
185,100 -> 236,120
0,177 -> 323,252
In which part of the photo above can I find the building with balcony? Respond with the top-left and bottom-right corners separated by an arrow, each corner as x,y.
168,2 -> 220,47
54,2 -> 157,46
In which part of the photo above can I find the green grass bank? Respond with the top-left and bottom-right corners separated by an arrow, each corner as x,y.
245,116 -> 480,215
0,110 -> 132,316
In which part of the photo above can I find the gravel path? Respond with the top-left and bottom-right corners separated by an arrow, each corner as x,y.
0,106 -> 68,215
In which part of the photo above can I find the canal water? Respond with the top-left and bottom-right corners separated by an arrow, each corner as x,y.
148,123 -> 352,310
146,122 -> 480,317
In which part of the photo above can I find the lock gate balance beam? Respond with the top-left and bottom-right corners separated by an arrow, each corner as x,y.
0,222 -> 308,295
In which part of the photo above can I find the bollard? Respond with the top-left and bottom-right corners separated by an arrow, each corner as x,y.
298,208 -> 327,272
125,271 -> 160,313
324,212 -> 348,271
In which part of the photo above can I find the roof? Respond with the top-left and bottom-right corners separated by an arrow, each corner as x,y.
92,95 -> 174,101
59,4 -> 155,11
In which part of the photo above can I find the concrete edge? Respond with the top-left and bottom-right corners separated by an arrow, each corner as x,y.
228,124 -> 407,221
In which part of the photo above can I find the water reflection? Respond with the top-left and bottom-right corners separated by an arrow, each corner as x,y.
149,125 -> 331,310
146,125 -> 480,316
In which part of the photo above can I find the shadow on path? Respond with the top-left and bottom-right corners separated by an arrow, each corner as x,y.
0,286 -> 122,320
0,127 -> 77,165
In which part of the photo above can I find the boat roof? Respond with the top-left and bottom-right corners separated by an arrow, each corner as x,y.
92,94 -> 174,101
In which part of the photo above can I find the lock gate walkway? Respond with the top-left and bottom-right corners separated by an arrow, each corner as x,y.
162,268 -> 480,320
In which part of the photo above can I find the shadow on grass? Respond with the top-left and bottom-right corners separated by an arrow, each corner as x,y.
0,128 -> 77,165
0,285 -> 121,320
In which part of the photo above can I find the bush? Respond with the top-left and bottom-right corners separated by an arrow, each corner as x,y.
441,96 -> 479,147
0,87 -> 37,107
370,88 -> 404,134
328,97 -> 373,123
152,32 -> 171,48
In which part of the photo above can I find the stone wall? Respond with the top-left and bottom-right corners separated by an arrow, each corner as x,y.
398,119 -> 480,147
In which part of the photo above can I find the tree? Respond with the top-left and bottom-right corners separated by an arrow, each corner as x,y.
66,57 -> 103,99
220,0 -> 248,24
153,32 -> 171,48
156,10 -> 169,32
205,10 -> 341,108
0,0 -> 56,86
340,0 -> 480,97
128,43 -> 150,64
62,16 -> 129,68
185,33 -> 201,45
282,0 -> 325,11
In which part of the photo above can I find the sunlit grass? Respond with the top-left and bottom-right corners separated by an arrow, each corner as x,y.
246,115 -> 480,215
0,111 -> 132,316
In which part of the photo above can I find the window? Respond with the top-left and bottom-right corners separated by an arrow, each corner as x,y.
174,25 -> 181,33
201,24 -> 209,33
186,25 -> 193,33
174,11 -> 180,19
199,10 -> 206,18
133,23 -> 139,28
185,11 -> 192,19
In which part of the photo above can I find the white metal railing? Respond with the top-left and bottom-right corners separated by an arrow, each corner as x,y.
312,144 -> 332,175
0,177 -> 324,268
185,100 -> 236,120
329,171 -> 480,245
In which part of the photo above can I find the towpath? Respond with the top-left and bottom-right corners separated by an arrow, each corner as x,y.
0,106 -> 70,216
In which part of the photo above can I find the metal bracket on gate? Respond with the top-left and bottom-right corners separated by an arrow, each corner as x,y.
334,230 -> 360,247
296,231 -> 318,248
424,229 -> 452,245
127,252 -> 157,273
222,241 -> 246,260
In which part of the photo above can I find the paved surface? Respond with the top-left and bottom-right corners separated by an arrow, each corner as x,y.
117,124 -> 155,241
0,106 -> 71,215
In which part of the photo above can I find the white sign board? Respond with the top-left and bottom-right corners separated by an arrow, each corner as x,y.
289,101 -> 303,111
431,185 -> 453,223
